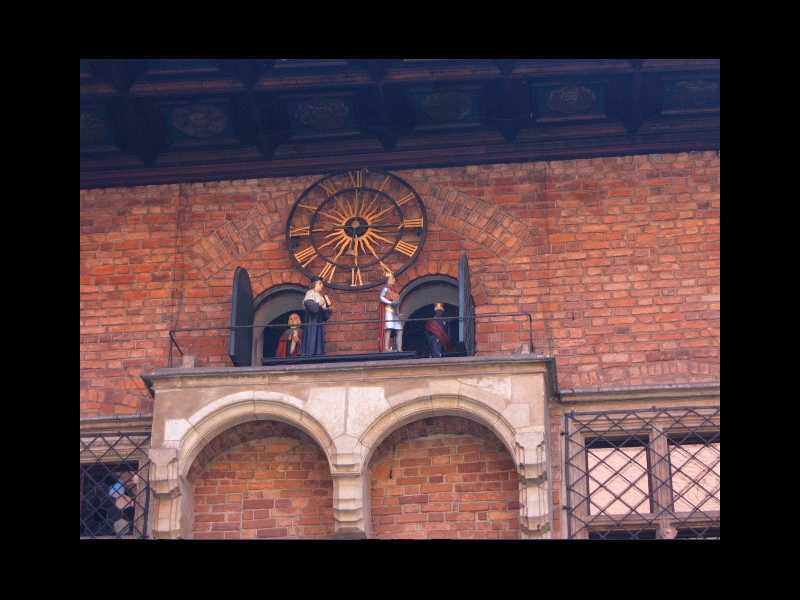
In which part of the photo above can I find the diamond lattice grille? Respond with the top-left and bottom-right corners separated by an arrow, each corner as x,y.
565,407 -> 719,540
80,431 -> 151,539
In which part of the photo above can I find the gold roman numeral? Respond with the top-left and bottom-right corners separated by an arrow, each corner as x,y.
294,246 -> 317,267
350,267 -> 363,287
395,240 -> 418,257
319,179 -> 338,197
402,218 -> 424,229
348,169 -> 366,188
319,262 -> 336,283
289,226 -> 310,237
397,191 -> 415,206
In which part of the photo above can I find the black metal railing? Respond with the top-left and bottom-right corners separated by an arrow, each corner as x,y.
167,312 -> 543,368
564,406 -> 720,540
80,431 -> 152,539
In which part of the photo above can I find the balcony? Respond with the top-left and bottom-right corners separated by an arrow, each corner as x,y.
142,352 -> 557,539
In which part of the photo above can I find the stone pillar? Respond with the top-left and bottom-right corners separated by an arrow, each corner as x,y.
517,429 -> 551,539
331,472 -> 368,539
148,447 -> 185,539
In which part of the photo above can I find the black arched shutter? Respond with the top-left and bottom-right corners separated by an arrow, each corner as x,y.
228,267 -> 254,367
458,254 -> 476,355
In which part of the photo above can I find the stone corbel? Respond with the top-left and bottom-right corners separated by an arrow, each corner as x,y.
520,515 -> 551,538
148,448 -> 180,496
147,447 -> 185,538
515,430 -> 551,538
520,461 -> 547,486
331,471 -> 368,539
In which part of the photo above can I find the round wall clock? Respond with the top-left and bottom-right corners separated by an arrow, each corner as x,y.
286,168 -> 427,291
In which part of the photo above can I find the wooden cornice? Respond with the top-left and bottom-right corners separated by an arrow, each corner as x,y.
80,58 -> 719,189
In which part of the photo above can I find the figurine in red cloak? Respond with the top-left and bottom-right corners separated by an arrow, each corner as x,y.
424,302 -> 453,357
276,312 -> 303,358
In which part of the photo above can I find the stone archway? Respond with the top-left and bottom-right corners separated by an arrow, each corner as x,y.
368,415 -> 521,539
187,420 -> 335,539
356,394 -> 532,538
146,355 -> 555,539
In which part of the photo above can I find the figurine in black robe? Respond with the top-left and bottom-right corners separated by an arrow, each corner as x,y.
301,278 -> 332,356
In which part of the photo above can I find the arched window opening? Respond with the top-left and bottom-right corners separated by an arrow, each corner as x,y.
399,275 -> 461,356
251,284 -> 306,365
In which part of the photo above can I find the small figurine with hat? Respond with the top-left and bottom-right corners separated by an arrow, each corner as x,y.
424,302 -> 453,358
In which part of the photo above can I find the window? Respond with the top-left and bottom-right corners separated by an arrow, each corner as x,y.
80,462 -> 140,537
80,431 -> 151,539
669,432 -> 720,514
586,435 -> 651,516
565,407 -> 720,539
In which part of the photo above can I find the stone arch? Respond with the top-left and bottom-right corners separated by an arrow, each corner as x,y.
400,177 -> 534,258
186,419 -> 335,540
362,407 -> 523,539
394,255 -> 488,308
249,268 -> 310,298
179,390 -> 336,480
359,394 -> 520,474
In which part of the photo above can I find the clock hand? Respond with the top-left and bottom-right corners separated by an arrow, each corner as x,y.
332,236 -> 352,261
367,231 -> 394,245
366,205 -> 397,223
317,230 -> 349,250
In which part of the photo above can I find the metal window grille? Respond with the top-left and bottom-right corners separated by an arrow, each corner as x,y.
80,431 -> 152,539
565,406 -> 719,540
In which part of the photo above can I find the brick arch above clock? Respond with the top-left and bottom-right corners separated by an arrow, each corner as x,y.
184,177 -> 534,283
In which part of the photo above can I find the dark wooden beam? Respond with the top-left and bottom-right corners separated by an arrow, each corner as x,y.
81,127 -> 719,188
88,59 -> 148,94
231,91 -> 292,158
80,59 -> 719,188
224,59 -> 274,88
494,60 -> 518,77
607,67 -> 663,135
351,59 -> 395,82
354,85 -> 414,150
108,97 -> 169,165
482,79 -> 531,142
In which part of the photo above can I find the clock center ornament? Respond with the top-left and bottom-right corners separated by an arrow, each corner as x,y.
286,169 -> 427,291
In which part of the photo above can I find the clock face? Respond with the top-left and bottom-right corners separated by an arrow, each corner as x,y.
286,169 -> 427,291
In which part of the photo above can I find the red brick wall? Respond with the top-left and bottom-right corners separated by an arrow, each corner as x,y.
81,151 -> 720,416
188,421 -> 334,540
369,417 -> 520,539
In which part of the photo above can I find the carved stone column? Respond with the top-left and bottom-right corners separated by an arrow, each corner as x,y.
516,429 -> 551,539
331,472 -> 368,539
148,447 -> 187,539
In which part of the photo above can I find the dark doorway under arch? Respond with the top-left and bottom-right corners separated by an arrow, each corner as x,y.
404,303 -> 460,357
263,309 -> 307,360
